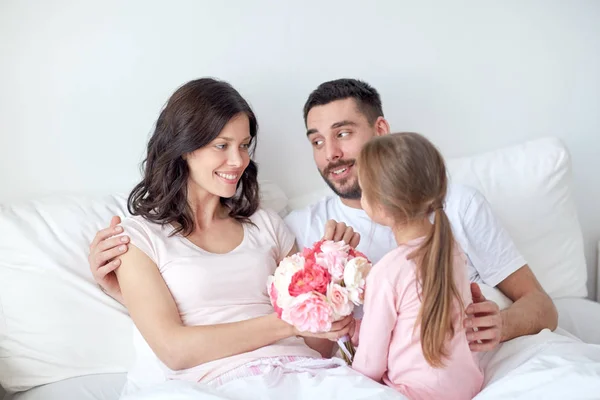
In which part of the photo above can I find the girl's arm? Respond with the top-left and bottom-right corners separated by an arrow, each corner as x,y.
351,279 -> 397,382
115,244 -> 296,371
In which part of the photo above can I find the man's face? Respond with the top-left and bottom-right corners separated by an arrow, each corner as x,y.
306,98 -> 383,199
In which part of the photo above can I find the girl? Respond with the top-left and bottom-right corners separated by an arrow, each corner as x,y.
351,132 -> 484,400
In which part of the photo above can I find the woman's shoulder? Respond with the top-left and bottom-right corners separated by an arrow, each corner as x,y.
121,215 -> 154,229
120,215 -> 174,239
248,207 -> 287,229
246,208 -> 295,256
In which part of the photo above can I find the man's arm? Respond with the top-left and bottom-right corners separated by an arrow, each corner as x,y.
496,265 -> 557,341
88,216 -> 130,305
458,187 -> 558,349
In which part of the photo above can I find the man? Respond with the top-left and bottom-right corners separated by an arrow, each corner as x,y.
283,79 -> 557,350
89,78 -> 557,352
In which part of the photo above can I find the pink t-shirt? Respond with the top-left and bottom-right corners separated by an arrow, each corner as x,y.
120,208 -> 321,384
351,237 -> 484,400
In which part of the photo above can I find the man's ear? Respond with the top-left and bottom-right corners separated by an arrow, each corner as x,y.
374,116 -> 391,136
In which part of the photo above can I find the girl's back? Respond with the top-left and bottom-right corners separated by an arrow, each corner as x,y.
353,132 -> 484,399
353,237 -> 483,400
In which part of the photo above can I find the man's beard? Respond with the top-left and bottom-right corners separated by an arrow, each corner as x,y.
319,159 -> 362,200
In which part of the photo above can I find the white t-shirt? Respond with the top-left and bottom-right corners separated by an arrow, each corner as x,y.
284,183 -> 526,289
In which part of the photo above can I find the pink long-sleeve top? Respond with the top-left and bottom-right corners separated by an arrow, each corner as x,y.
351,237 -> 484,400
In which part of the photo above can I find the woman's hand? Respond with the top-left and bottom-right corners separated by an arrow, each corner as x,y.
293,315 -> 355,341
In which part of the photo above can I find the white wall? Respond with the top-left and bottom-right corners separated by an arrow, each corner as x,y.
1,0 -> 599,297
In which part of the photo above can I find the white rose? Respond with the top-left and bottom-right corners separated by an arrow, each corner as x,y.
343,257 -> 372,305
347,286 -> 365,305
272,254 -> 304,309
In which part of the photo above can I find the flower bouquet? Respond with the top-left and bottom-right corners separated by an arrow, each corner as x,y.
266,239 -> 372,364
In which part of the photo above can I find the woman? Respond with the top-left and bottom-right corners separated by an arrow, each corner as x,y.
107,78 -> 403,399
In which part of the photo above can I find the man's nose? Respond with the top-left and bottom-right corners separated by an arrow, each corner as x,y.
325,141 -> 342,162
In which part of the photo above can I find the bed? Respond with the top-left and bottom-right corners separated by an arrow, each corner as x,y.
1,137 -> 600,399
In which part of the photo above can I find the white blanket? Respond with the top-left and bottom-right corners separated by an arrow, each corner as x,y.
121,329 -> 600,400
474,328 -> 600,399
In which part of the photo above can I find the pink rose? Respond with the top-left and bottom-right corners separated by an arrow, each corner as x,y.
267,277 -> 283,318
316,250 -> 348,282
348,248 -> 368,260
288,264 -> 331,297
282,292 -> 334,333
326,283 -> 354,319
320,240 -> 350,254
302,239 -> 325,260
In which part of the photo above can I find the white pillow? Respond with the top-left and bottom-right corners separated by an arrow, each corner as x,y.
446,137 -> 587,299
0,180 -> 289,393
259,180 -> 289,216
0,193 -> 134,393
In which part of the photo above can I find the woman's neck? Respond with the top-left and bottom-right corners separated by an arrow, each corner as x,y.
392,217 -> 432,246
187,186 -> 227,230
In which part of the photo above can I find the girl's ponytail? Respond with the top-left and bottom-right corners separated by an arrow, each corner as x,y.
413,206 -> 463,368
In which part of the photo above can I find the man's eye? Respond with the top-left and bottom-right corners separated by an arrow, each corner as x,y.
338,131 -> 350,138
312,140 -> 324,147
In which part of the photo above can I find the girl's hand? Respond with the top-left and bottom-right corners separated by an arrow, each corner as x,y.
465,283 -> 502,351
293,315 -> 355,341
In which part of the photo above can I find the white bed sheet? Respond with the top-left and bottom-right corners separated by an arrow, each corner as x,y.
3,373 -> 126,400
554,297 -> 600,344
6,307 -> 600,400
116,328 -> 600,400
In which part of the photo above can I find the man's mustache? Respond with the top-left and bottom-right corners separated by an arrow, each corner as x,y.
323,160 -> 355,176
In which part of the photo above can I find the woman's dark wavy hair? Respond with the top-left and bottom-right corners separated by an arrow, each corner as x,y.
128,78 -> 260,236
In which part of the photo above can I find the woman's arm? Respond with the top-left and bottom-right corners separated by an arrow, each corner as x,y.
115,244 -> 296,371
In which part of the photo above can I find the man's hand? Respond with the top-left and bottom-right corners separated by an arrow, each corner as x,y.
88,216 -> 129,304
465,282 -> 502,352
323,219 -> 360,248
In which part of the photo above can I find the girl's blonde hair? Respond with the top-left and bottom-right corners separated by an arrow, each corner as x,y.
357,132 -> 464,368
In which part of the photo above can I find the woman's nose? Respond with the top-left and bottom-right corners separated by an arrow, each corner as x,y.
228,149 -> 243,167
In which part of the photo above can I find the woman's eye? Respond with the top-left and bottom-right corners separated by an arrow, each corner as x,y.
215,143 -> 227,150
240,143 -> 250,150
